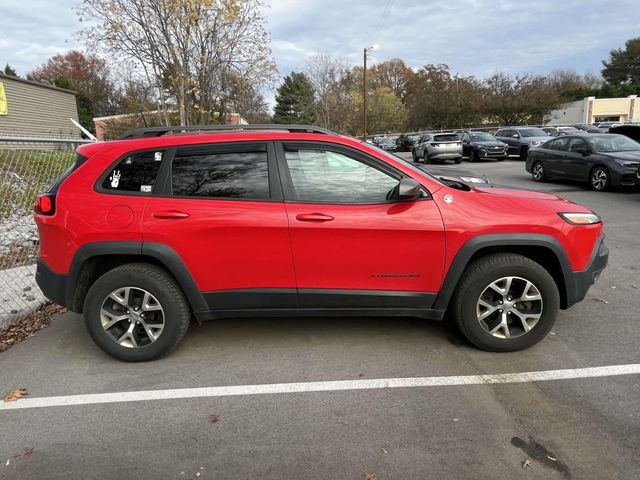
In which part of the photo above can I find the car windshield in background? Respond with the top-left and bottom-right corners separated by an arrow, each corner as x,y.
588,135 -> 640,152
433,134 -> 459,142
469,132 -> 496,141
364,143 -> 444,185
520,128 -> 548,137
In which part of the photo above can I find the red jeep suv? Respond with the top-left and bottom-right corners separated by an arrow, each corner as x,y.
34,125 -> 608,361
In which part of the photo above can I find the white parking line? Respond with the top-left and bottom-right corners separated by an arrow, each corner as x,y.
2,363 -> 639,411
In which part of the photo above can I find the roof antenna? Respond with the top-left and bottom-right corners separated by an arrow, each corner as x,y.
70,118 -> 98,142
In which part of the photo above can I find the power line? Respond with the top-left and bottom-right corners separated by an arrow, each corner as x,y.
371,0 -> 395,46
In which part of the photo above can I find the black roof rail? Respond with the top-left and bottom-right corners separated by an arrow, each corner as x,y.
115,124 -> 338,140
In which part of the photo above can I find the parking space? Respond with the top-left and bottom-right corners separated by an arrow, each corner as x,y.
1,159 -> 639,479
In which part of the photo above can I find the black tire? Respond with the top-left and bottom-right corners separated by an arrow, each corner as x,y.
412,150 -> 418,162
519,146 -> 529,161
470,149 -> 480,162
497,156 -> 506,162
451,253 -> 559,352
590,166 -> 610,191
532,161 -> 546,182
424,155 -> 432,164
454,156 -> 462,164
83,263 -> 191,362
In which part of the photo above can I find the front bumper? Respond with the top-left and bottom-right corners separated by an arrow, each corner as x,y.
565,234 -> 608,308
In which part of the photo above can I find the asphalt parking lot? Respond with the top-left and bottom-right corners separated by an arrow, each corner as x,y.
1,157 -> 639,480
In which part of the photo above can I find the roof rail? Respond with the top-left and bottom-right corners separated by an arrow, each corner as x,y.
116,124 -> 338,140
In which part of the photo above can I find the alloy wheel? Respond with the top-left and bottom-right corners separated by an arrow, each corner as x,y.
476,276 -> 543,339
591,168 -> 608,190
532,163 -> 544,181
100,287 -> 165,348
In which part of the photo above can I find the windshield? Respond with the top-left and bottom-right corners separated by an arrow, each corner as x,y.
469,132 -> 496,141
587,135 -> 640,152
519,128 -> 549,137
433,134 -> 460,142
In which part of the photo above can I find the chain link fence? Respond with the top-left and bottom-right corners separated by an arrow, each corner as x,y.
0,136 -> 92,330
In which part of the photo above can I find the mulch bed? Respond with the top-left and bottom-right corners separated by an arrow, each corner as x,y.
0,302 -> 66,353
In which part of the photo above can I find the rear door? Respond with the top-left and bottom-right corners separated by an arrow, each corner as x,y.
544,137 -> 570,175
276,141 -> 446,309
142,142 -> 296,311
564,138 -> 592,180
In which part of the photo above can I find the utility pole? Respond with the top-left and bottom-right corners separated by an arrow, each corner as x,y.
363,48 -> 368,141
363,45 -> 377,141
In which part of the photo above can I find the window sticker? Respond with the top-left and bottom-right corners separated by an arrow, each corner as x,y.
140,185 -> 152,193
110,170 -> 121,188
154,152 -> 163,162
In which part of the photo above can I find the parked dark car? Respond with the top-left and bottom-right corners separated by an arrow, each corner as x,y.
372,136 -> 397,152
458,131 -> 508,161
526,133 -> 640,191
495,127 -> 550,160
395,134 -> 420,152
609,124 -> 640,142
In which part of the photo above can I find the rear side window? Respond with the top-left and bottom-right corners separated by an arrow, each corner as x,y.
171,146 -> 269,199
102,151 -> 163,193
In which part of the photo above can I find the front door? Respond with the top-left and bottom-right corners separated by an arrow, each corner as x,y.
276,142 -> 446,309
143,142 -> 296,311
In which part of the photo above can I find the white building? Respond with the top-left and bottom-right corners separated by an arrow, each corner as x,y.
546,95 -> 638,125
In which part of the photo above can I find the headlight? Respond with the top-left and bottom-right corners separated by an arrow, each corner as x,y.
459,176 -> 487,184
614,159 -> 639,167
558,212 -> 602,225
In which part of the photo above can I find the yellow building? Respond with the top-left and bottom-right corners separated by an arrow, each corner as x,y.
546,95 -> 638,125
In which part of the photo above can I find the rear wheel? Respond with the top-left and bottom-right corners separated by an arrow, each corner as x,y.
83,263 -> 191,362
451,253 -> 559,352
470,149 -> 480,162
532,161 -> 546,182
590,166 -> 610,191
454,156 -> 462,164
412,150 -> 418,162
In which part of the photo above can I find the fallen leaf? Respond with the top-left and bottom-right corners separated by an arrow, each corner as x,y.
530,399 -> 540,407
522,459 -> 532,468
547,455 -> 557,461
363,473 -> 377,480
3,388 -> 28,402
208,415 -> 220,423
593,298 -> 608,304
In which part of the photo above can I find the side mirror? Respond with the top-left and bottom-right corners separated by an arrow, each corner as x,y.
512,134 -> 520,138
577,147 -> 590,156
398,177 -> 422,201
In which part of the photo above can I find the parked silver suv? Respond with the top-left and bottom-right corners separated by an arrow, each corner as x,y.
495,127 -> 550,160
412,133 -> 463,164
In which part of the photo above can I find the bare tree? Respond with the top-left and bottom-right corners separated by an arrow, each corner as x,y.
305,52 -> 352,130
77,0 -> 277,125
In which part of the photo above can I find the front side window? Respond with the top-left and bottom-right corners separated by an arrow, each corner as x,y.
549,137 -> 569,151
567,138 -> 587,153
102,150 -> 164,193
519,128 -> 548,137
283,147 -> 399,204
171,146 -> 269,199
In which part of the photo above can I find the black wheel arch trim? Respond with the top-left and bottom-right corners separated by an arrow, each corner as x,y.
433,233 -> 581,311
66,241 -> 207,314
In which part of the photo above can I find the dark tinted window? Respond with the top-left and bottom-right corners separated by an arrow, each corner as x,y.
172,146 -> 269,199
283,147 -> 399,203
567,138 -> 588,153
433,134 -> 459,142
549,137 -> 569,151
102,150 -> 163,193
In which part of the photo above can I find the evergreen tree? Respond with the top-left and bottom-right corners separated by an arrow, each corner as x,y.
273,72 -> 316,124
3,64 -> 17,76
602,37 -> 640,87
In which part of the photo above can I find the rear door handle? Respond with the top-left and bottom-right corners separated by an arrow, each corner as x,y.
152,210 -> 190,219
295,213 -> 335,222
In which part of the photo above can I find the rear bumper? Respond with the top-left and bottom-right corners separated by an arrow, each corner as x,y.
36,259 -> 68,308
565,234 -> 608,308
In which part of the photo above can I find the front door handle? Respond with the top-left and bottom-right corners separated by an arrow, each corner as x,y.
295,213 -> 335,222
152,210 -> 190,219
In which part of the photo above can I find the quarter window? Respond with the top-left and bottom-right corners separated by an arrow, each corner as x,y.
283,147 -> 399,204
171,146 -> 270,199
102,151 -> 163,193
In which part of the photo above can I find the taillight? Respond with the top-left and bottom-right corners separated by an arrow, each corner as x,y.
35,194 -> 55,215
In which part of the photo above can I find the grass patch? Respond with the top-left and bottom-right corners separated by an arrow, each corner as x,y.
0,149 -> 75,218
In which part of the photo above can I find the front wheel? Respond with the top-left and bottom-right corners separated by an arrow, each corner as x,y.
532,161 -> 546,182
451,253 -> 559,352
454,156 -> 462,164
83,263 -> 191,362
590,166 -> 610,191
519,146 -> 529,161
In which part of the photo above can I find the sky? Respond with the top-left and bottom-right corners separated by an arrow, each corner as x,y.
2,0 -> 640,100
